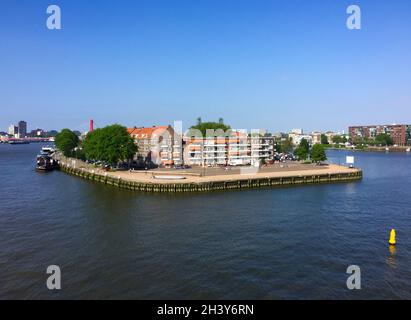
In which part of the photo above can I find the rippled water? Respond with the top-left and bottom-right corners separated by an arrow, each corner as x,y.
0,144 -> 410,299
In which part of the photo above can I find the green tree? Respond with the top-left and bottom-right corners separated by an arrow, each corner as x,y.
311,144 -> 327,163
55,129 -> 79,157
332,135 -> 347,147
300,138 -> 310,153
83,124 -> 137,165
295,146 -> 308,160
321,134 -> 329,145
294,138 -> 310,160
375,133 -> 393,146
190,119 -> 231,137
332,135 -> 342,144
353,136 -> 365,146
277,138 -> 293,153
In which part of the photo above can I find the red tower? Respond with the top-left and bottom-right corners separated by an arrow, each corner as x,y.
89,119 -> 94,132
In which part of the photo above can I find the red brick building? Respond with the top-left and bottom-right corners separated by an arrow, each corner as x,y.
128,126 -> 182,166
349,124 -> 411,146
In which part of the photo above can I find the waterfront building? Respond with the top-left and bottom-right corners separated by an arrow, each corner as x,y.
291,130 -> 346,146
184,135 -> 228,166
18,121 -> 27,138
184,137 -> 204,166
349,124 -> 411,146
250,134 -> 273,165
184,131 -> 274,167
128,125 -> 182,166
228,131 -> 251,166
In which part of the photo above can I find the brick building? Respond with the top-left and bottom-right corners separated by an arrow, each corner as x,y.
349,124 -> 411,146
128,125 -> 182,166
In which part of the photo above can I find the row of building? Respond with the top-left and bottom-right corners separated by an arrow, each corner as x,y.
2,120 -> 60,141
125,123 -> 411,167
8,121 -> 27,139
286,124 -> 411,147
7,121 -> 50,139
349,124 -> 411,146
288,129 -> 344,146
127,126 -> 275,167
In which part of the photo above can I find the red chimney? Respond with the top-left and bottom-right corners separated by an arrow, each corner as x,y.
89,119 -> 94,132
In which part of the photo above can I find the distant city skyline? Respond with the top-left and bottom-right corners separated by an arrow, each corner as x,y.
4,118 -> 411,137
1,0 -> 410,132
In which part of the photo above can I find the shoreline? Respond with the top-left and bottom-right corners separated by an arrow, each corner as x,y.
56,157 -> 363,193
326,146 -> 411,153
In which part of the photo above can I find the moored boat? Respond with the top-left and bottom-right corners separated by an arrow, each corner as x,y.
36,154 -> 56,171
41,146 -> 55,155
36,146 -> 58,171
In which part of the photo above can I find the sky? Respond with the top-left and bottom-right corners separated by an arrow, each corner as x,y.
0,0 -> 410,133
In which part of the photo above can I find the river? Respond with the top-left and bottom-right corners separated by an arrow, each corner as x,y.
0,143 -> 410,299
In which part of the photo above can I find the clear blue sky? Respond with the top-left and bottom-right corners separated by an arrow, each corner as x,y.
1,0 -> 410,133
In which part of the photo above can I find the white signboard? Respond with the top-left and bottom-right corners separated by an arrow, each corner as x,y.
346,156 -> 355,164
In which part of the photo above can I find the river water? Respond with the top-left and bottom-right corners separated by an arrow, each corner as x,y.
0,143 -> 410,299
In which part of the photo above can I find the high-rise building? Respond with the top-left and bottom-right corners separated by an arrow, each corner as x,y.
18,121 -> 27,138
8,124 -> 18,136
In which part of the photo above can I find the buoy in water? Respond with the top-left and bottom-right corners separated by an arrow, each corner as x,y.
389,229 -> 396,245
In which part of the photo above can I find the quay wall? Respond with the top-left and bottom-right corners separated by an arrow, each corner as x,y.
57,162 -> 363,193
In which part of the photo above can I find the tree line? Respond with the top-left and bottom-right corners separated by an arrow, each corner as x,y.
294,138 -> 327,163
55,125 -> 137,165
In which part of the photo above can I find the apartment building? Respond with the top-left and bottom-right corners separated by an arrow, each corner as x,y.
228,132 -> 251,166
349,124 -> 411,146
18,121 -> 27,138
128,125 -> 182,166
311,132 -> 322,145
249,134 -> 273,165
184,131 -> 274,166
324,131 -> 337,144
289,133 -> 312,146
185,136 -> 228,166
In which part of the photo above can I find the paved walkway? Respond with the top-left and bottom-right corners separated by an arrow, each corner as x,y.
61,157 -> 360,185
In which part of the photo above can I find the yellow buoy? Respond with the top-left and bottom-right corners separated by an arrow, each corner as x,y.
389,229 -> 396,245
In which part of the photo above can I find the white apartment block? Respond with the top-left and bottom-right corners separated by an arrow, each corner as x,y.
289,133 -> 313,146
184,132 -> 274,166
